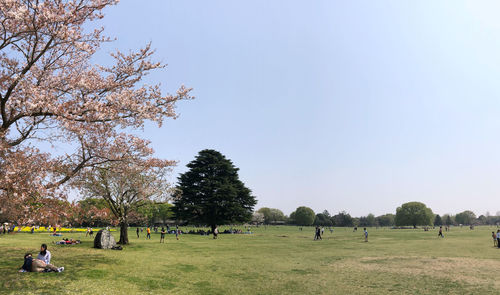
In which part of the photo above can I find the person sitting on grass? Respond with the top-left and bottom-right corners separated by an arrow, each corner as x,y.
19,253 -> 64,273
37,244 -> 51,264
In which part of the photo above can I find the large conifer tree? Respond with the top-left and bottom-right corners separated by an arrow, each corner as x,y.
174,150 -> 256,236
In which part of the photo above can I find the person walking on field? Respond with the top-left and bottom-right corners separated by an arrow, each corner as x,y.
364,228 -> 368,242
160,227 -> 166,243
136,227 -> 140,238
438,226 -> 444,238
314,226 -> 322,240
146,227 -> 151,240
492,232 -> 497,247
175,225 -> 180,240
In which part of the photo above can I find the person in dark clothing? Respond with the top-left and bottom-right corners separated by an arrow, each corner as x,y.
136,227 -> 140,238
438,226 -> 444,238
20,253 -> 33,272
497,230 -> 500,249
160,227 -> 166,243
314,226 -> 322,240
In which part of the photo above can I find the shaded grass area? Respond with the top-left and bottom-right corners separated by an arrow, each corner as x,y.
1,226 -> 499,294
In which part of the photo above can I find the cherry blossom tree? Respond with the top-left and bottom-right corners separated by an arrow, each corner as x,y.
0,0 -> 192,223
77,157 -> 172,244
68,199 -> 116,227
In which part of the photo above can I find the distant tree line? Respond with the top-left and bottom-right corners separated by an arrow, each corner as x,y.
251,206 -> 394,227
5,197 -> 500,230
251,202 -> 500,227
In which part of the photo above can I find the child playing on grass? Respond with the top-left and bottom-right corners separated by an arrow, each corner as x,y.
364,228 -> 368,242
438,226 -> 444,238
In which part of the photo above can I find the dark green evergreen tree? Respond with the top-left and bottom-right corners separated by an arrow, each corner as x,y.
445,215 -> 453,226
173,150 -> 256,236
434,214 -> 443,226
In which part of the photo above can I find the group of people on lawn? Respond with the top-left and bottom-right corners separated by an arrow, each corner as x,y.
492,230 -> 500,248
138,226 -> 182,241
19,244 -> 64,273
314,226 -> 369,242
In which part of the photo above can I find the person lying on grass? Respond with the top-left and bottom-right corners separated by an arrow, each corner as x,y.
19,253 -> 64,273
54,238 -> 81,245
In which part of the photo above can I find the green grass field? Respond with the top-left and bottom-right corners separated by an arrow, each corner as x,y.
1,226 -> 499,294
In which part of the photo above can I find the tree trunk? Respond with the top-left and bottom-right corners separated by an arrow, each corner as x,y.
118,221 -> 129,245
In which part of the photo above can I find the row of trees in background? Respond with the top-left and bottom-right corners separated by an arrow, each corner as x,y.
252,202 -> 500,227
253,207 -> 391,227
5,198 -> 499,230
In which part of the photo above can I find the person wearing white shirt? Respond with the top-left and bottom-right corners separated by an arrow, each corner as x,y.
37,244 -> 51,264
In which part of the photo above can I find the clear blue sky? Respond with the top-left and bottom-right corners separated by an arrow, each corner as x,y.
90,0 -> 500,217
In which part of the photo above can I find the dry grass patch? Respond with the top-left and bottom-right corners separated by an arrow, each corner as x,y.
332,255 -> 500,288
